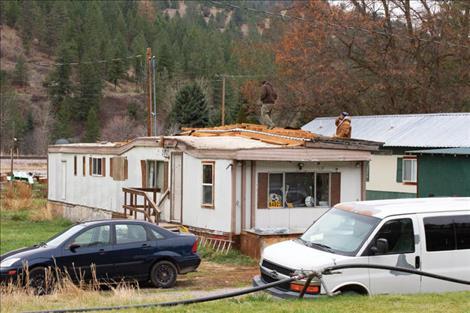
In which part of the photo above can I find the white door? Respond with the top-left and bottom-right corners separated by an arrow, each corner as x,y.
170,153 -> 183,222
365,215 -> 421,294
60,161 -> 67,200
419,212 -> 470,293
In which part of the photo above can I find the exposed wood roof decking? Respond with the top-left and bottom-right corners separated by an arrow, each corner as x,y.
180,123 -> 317,146
48,124 -> 381,161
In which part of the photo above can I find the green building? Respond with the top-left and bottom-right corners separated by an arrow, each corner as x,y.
407,148 -> 470,197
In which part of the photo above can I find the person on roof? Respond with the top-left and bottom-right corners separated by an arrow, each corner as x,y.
259,81 -> 278,129
335,112 -> 352,138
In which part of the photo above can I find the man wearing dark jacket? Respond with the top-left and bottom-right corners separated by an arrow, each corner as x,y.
259,81 -> 277,128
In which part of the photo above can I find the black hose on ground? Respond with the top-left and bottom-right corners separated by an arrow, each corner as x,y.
324,264 -> 470,286
20,264 -> 470,313
19,274 -> 305,313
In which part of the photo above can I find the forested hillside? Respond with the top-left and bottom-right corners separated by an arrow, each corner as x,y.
0,0 -> 468,155
0,0 -> 284,154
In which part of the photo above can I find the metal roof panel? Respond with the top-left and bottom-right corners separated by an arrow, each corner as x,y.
302,113 -> 470,148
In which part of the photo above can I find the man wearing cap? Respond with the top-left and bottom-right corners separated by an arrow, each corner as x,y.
259,81 -> 278,129
335,112 -> 352,138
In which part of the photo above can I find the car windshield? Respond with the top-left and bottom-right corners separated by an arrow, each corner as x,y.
45,224 -> 86,247
300,208 -> 380,256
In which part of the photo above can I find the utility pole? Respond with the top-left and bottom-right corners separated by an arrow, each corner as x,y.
146,47 -> 152,136
152,56 -> 157,136
221,75 -> 225,126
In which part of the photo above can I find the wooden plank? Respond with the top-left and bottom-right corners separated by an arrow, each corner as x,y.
83,156 -> 86,176
140,160 -> 147,188
257,173 -> 268,209
102,157 -> 106,177
163,162 -> 169,191
331,172 -> 341,206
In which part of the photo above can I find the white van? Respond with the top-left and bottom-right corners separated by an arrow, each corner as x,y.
253,198 -> 470,297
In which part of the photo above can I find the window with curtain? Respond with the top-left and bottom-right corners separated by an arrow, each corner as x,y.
266,172 -> 331,208
146,160 -> 165,189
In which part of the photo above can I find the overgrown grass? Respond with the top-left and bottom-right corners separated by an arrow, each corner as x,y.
0,182 -> 72,254
0,209 -> 72,255
197,245 -> 257,266
2,289 -> 469,313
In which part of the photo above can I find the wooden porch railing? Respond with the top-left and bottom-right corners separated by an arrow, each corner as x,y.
122,187 -> 161,224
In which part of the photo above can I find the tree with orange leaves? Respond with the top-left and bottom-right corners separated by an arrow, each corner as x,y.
274,0 -> 470,124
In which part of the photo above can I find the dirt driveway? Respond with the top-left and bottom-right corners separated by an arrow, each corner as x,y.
176,261 -> 259,290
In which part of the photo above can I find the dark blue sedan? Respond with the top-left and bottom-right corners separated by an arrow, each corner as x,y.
0,220 -> 200,292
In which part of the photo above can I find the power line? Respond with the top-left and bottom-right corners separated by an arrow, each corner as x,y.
23,55 -> 143,67
210,0 -> 470,49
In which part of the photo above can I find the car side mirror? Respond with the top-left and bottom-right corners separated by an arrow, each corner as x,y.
69,243 -> 80,252
371,238 -> 389,255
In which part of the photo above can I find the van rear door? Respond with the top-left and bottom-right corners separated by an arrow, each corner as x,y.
362,215 -> 421,294
418,212 -> 470,293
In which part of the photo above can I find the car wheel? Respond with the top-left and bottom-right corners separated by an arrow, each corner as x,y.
28,267 -> 54,295
150,261 -> 177,288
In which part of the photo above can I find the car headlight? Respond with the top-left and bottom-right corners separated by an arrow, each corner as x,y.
0,257 -> 21,268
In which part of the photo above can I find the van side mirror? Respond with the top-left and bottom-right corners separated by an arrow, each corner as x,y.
69,243 -> 80,252
371,238 -> 389,255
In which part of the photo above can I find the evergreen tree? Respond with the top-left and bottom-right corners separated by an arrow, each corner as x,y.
3,0 -> 20,27
44,1 -> 68,56
12,55 -> 28,86
54,100 -> 73,140
131,33 -> 147,84
76,2 -> 103,120
46,42 -> 73,110
108,34 -> 128,88
170,83 -> 209,128
83,107 -> 100,142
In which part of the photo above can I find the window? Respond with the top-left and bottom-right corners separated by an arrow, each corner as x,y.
316,173 -> 330,206
202,162 -> 214,207
115,224 -> 148,244
266,172 -> 330,208
74,156 -> 77,176
269,173 -> 283,208
145,160 -> 165,188
424,215 -> 470,251
71,225 -> 110,248
92,157 -> 105,176
402,158 -> 417,182
367,218 -> 415,255
150,228 -> 165,240
285,173 -> 315,208
301,208 -> 380,256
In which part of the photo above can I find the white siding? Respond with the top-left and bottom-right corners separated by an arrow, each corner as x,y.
181,154 -> 232,233
253,161 -> 362,233
48,147 -> 168,216
366,154 -> 416,194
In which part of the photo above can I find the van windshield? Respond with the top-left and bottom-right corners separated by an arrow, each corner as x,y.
300,208 -> 380,256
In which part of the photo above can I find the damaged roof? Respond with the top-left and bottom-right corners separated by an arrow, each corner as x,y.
302,113 -> 470,148
179,123 -> 317,147
48,124 -> 381,161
